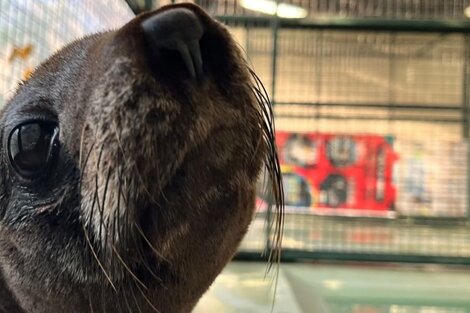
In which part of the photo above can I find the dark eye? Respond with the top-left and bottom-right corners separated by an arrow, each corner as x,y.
8,121 -> 59,179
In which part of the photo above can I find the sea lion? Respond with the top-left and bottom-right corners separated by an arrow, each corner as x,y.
0,3 -> 282,313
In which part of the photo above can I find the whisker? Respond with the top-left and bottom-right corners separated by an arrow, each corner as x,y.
101,166 -> 113,262
79,142 -> 96,189
134,222 -> 170,264
78,122 -> 91,170
82,224 -> 117,292
129,282 -> 144,313
135,283 -> 161,313
111,118 -> 160,205
124,182 -> 133,261
111,245 -> 148,290
122,284 -> 134,313
114,286 -> 125,313
94,144 -> 106,257
131,223 -> 168,285
80,143 -> 117,291
249,68 -> 285,271
249,67 -> 285,313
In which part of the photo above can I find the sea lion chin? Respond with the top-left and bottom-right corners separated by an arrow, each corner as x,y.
0,3 -> 282,313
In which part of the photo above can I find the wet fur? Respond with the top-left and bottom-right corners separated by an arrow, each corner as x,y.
0,4 -> 283,313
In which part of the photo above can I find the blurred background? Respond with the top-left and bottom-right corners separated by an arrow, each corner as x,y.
2,0 -> 470,312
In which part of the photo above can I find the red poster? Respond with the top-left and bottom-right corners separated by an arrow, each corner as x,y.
258,132 -> 398,217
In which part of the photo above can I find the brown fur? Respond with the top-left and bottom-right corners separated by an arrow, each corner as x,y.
0,4 -> 282,313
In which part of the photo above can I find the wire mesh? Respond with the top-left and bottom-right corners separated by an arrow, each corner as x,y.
219,2 -> 470,263
0,0 -> 134,108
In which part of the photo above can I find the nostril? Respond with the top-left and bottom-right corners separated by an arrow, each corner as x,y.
141,8 -> 204,80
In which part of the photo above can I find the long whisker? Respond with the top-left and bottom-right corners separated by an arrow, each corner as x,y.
122,284 -> 134,313
129,282 -> 144,313
111,245 -> 148,290
79,141 -> 117,292
94,144 -> 106,258
111,118 -> 160,205
132,223 -> 168,285
82,224 -> 117,292
249,68 -> 284,269
135,282 -> 162,313
101,166 -> 113,264
114,286 -> 125,313
134,222 -> 170,263
249,67 -> 285,313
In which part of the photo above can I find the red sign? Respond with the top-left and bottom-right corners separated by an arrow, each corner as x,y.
259,132 -> 398,216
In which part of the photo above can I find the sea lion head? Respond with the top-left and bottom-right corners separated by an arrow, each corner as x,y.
0,3 -> 282,313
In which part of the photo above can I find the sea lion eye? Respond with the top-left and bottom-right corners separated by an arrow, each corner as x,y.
8,121 -> 59,179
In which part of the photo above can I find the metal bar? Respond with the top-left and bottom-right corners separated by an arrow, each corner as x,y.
245,25 -> 250,59
464,38 -> 470,132
388,33 -> 396,124
247,50 -> 460,61
216,16 -> 470,33
144,0 -> 153,11
264,0 -> 281,259
275,114 -> 463,123
234,250 -> 470,266
464,35 -> 470,220
270,13 -> 279,103
314,30 -> 323,112
275,102 -> 463,111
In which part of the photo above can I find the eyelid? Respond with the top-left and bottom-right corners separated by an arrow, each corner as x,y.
2,100 -> 58,132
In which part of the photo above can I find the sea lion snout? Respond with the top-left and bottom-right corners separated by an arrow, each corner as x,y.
111,3 -> 234,87
142,8 -> 204,80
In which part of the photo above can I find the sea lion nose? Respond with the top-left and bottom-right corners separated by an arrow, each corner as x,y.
141,8 -> 204,80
